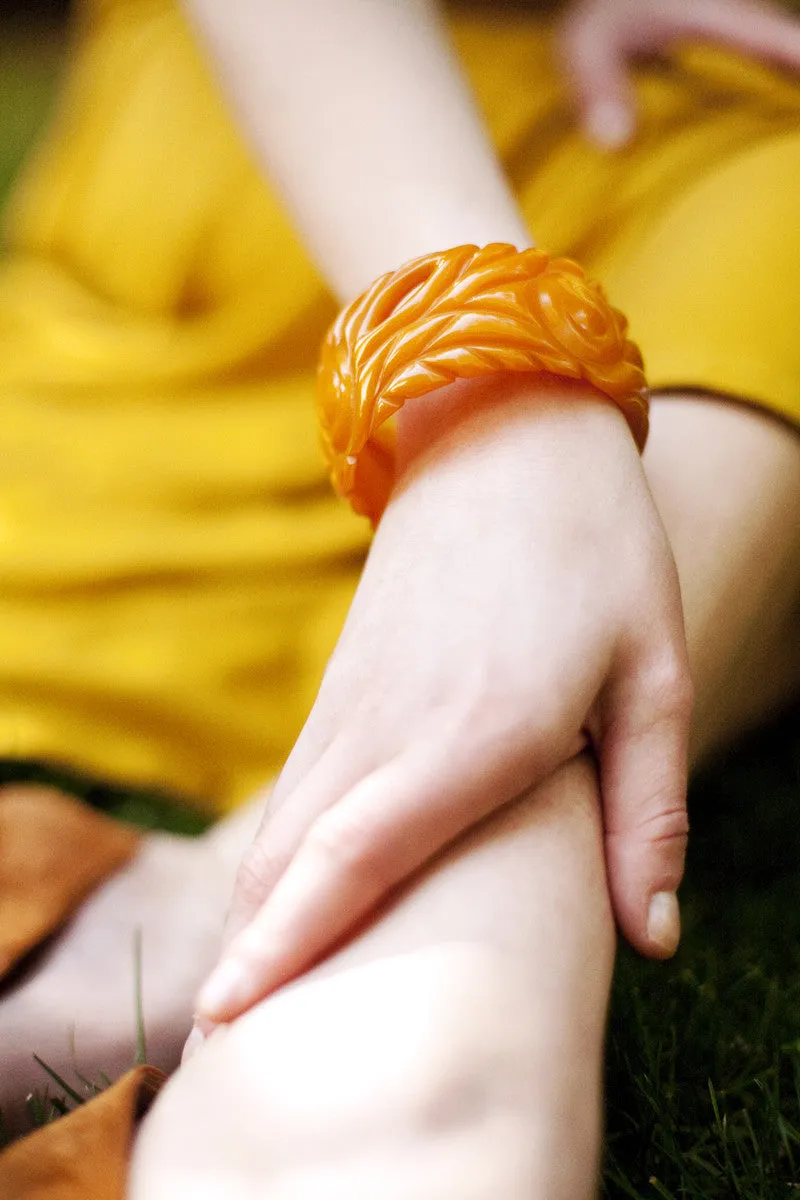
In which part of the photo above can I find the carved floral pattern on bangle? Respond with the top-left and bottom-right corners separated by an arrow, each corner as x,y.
317,243 -> 649,523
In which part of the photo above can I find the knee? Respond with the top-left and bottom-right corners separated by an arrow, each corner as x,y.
130,944 -> 601,1198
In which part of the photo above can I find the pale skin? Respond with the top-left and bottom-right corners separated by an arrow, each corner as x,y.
184,0 -> 694,1033
2,0 -> 800,1192
0,800 -> 263,1129
185,0 -> 800,1033
130,394 -> 800,1198
557,0 -> 800,146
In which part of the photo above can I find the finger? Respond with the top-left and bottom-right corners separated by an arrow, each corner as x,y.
598,648 -> 693,959
220,733 -> 375,951
674,0 -> 800,72
182,1013 -> 217,1063
193,730 -> 565,1024
557,6 -> 637,147
184,741 -> 373,1058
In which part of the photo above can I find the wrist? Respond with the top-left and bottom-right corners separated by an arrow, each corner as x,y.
394,373 -> 636,485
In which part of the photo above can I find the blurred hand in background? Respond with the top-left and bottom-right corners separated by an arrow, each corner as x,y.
557,0 -> 800,147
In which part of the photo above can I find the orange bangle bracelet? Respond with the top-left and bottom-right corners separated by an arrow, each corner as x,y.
317,243 -> 649,524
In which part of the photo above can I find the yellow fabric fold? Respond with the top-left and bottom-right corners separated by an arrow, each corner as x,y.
0,1 -> 798,811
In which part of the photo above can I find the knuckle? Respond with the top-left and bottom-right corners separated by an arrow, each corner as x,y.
233,838 -> 284,909
607,791 -> 689,842
607,802 -> 688,894
642,648 -> 695,722
636,803 -> 690,846
606,760 -> 690,847
306,805 -> 391,891
664,661 -> 695,721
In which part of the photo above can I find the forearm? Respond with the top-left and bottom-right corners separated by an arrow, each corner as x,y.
133,757 -> 612,1200
182,0 -> 531,300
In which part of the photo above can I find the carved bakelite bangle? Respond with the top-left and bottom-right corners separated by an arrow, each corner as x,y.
317,243 -> 649,524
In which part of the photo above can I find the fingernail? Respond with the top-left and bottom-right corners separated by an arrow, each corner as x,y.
647,891 -> 681,956
181,1024 -> 205,1064
585,101 -> 634,149
196,958 -> 251,1019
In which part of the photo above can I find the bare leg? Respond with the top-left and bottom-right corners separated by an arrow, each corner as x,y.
645,396 -> 800,759
134,756 -> 611,1200
130,395 -> 800,1199
0,798 -> 262,1126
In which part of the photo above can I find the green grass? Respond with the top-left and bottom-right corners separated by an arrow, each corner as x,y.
0,924 -> 149,1150
603,706 -> 800,1198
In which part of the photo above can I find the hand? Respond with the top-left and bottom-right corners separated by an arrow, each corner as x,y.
557,0 -> 800,147
192,376 -> 692,1028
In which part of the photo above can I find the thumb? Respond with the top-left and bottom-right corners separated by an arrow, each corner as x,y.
557,5 -> 637,147
598,653 -> 693,958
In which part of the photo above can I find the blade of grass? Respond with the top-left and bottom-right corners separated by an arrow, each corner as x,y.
70,1067 -> 104,1098
25,1090 -> 49,1128
32,1055 -> 86,1107
133,926 -> 148,1066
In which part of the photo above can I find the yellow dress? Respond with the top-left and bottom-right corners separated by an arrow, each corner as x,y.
0,0 -> 798,812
